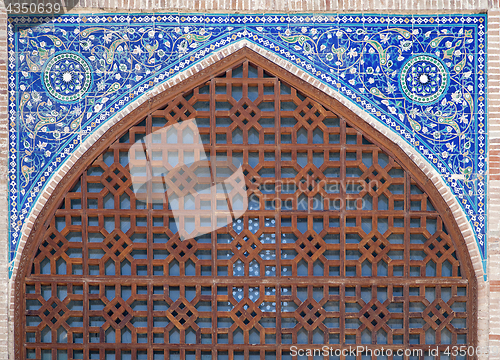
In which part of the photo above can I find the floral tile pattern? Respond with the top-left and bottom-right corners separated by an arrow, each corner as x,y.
7,14 -> 487,276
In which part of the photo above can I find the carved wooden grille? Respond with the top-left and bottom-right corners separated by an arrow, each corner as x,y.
22,60 -> 473,360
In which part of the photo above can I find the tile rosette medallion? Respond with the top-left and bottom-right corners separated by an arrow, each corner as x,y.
6,14 -> 486,275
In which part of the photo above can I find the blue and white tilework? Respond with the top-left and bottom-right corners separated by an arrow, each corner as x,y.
7,14 -> 487,276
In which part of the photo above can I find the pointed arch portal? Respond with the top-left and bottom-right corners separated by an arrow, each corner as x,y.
15,50 -> 477,360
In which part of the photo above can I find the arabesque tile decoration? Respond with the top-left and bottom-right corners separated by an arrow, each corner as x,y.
7,13 -> 487,276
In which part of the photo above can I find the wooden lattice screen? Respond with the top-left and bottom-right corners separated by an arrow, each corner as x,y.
22,60 -> 474,360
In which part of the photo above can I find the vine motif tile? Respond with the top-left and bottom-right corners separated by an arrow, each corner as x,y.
7,14 -> 487,275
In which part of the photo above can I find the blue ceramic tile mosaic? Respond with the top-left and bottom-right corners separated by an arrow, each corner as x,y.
7,13 -> 487,276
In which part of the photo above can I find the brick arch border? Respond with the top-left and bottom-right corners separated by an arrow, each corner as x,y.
9,42 -> 488,358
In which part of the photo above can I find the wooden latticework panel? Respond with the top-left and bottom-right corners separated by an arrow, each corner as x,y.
22,60 -> 474,360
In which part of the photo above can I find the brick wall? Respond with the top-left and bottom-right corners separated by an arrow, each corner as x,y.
0,4 -> 10,360
66,0 -> 491,12
489,8 -> 500,359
